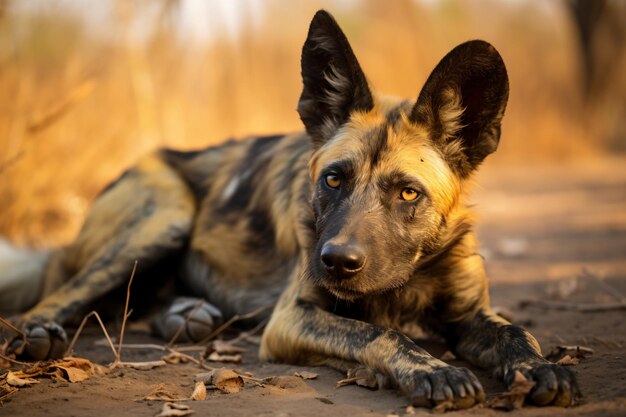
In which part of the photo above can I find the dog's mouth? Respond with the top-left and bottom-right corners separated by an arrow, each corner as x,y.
322,283 -> 366,301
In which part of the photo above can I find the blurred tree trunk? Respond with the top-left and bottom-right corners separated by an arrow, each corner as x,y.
568,0 -> 626,150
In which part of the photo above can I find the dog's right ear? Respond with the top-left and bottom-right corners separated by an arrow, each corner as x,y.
298,10 -> 374,147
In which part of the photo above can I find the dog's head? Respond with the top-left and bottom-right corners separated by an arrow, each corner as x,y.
299,11 -> 509,301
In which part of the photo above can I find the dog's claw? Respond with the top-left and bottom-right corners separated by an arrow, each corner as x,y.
508,363 -> 581,407
406,366 -> 484,410
9,321 -> 68,361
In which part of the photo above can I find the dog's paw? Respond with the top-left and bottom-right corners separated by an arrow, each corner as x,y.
507,363 -> 581,407
152,297 -> 223,343
9,321 -> 68,361
402,366 -> 484,410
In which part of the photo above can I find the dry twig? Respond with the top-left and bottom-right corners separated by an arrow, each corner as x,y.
65,310 -> 118,359
0,316 -> 26,348
196,304 -> 273,346
0,387 -> 18,403
224,317 -> 269,346
117,260 -> 138,363
0,352 -> 31,367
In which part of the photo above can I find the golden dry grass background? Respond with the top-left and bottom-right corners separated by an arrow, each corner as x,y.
0,0 -> 622,247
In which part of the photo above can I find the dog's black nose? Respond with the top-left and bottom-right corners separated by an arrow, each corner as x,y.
320,243 -> 366,279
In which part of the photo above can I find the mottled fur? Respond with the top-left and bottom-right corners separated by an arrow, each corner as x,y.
7,10 -> 579,410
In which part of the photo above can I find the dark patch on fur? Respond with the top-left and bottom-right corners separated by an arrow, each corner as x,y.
218,134 -> 283,215
246,209 -> 276,254
385,101 -> 410,124
366,126 -> 389,169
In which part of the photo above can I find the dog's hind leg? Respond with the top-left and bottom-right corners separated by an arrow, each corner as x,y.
11,153 -> 196,360
150,297 -> 223,343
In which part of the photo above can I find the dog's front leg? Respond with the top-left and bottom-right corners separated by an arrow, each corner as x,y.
262,298 -> 484,409
448,308 -> 581,406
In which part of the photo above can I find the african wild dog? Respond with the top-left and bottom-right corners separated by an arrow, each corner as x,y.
0,10 -> 579,410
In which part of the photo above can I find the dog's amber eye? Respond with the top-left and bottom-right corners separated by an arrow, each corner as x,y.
401,188 -> 419,201
325,174 -> 341,189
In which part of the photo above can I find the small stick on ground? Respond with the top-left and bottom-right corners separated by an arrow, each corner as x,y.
116,260 -> 138,363
0,388 -> 18,403
0,352 -> 31,367
520,299 -> 626,312
196,304 -> 273,346
335,376 -> 360,388
65,311 -> 118,359
118,343 -> 204,353
225,318 -> 269,346
0,316 -> 26,340
113,342 -> 214,371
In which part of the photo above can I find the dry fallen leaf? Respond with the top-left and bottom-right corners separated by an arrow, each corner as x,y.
0,381 -> 18,402
190,381 -> 206,401
162,352 -> 192,365
49,357 -> 96,383
6,371 -> 39,387
142,384 -> 189,402
195,368 -> 244,394
405,405 -> 417,414
294,371 -> 318,380
486,370 -> 535,410
10,368 -> 44,379
156,402 -> 194,417
556,354 -> 580,366
206,351 -> 242,364
336,367 -> 380,390
58,366 -> 90,382
546,344 -> 594,362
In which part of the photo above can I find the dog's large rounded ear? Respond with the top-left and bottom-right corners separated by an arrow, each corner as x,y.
410,40 -> 509,176
298,10 -> 374,147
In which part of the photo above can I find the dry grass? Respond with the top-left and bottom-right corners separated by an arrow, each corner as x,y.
0,0 -> 620,246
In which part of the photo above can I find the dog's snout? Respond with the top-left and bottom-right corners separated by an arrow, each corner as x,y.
320,243 -> 366,279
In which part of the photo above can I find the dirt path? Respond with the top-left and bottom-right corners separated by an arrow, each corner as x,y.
2,157 -> 626,416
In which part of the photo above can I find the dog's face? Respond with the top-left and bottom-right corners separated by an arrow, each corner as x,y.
299,11 -> 509,300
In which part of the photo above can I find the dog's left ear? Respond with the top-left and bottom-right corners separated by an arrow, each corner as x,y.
298,10 -> 374,147
410,40 -> 509,177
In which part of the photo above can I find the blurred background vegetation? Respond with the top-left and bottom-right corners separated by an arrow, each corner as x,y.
0,0 -> 624,246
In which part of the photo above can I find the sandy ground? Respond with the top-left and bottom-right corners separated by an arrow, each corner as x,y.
2,156 -> 626,416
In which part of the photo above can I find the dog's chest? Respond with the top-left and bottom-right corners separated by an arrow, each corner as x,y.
332,282 -> 438,331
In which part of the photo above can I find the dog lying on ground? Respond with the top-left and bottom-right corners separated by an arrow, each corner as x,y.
0,10 -> 579,410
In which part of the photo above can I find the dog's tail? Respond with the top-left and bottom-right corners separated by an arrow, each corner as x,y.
0,239 -> 52,314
